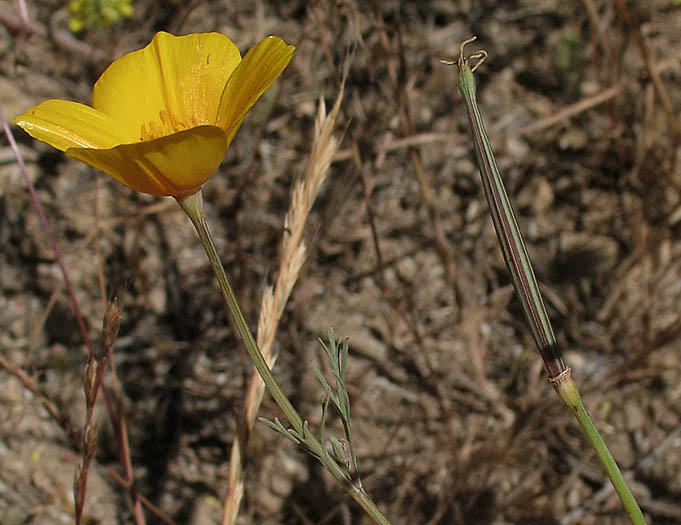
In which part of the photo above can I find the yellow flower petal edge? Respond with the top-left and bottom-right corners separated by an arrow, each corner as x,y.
13,31 -> 295,198
14,99 -> 130,151
67,126 -> 229,197
217,36 -> 296,142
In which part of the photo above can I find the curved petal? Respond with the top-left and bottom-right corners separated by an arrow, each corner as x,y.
92,32 -> 242,140
216,36 -> 294,142
66,125 -> 229,197
13,99 -> 129,151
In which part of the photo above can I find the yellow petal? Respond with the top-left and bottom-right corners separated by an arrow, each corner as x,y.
92,32 -> 242,141
66,125 -> 229,197
216,36 -> 294,142
13,99 -> 129,151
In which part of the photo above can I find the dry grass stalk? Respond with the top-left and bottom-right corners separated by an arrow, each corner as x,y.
74,299 -> 143,524
222,86 -> 345,525
0,353 -> 80,444
74,353 -> 100,525
614,0 -> 680,173
0,347 -> 172,524
513,85 -> 622,136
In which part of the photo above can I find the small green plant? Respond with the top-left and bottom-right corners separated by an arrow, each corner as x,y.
555,27 -> 583,91
263,329 -> 364,487
555,27 -> 583,76
68,0 -> 134,33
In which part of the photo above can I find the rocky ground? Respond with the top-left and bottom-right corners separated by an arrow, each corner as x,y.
1,1 -> 681,524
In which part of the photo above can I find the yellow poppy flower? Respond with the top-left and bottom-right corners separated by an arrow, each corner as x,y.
14,31 -> 295,197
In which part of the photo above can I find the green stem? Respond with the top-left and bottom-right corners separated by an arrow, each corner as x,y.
176,190 -> 391,525
452,37 -> 647,524
177,191 -> 303,431
553,371 -> 647,525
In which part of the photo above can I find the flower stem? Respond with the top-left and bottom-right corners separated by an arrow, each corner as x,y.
553,371 -> 646,525
176,190 -> 391,525
177,191 -> 302,431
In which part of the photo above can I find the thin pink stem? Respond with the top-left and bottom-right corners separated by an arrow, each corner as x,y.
2,107 -> 145,524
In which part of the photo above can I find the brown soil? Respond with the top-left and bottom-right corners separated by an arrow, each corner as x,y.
2,1 -> 681,524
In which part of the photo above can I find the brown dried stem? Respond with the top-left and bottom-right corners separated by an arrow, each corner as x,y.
0,9 -> 110,64
614,0 -> 680,172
